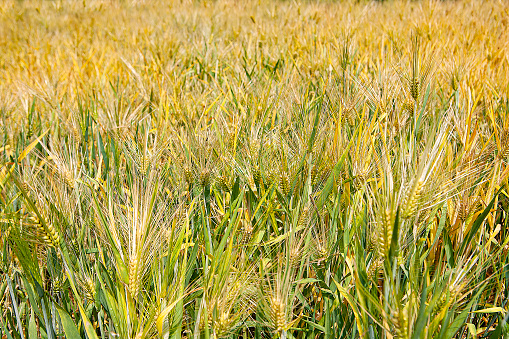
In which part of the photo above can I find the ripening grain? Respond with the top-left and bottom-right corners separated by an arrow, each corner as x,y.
1,0 -> 508,338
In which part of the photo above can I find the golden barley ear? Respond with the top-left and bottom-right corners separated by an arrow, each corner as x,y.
269,295 -> 287,333
128,252 -> 141,298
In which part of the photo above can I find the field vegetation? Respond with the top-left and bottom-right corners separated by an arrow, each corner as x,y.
1,0 -> 509,338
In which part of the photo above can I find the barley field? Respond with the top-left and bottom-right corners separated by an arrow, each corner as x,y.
0,0 -> 508,338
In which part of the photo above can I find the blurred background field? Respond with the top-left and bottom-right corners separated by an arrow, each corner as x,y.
1,0 -> 509,338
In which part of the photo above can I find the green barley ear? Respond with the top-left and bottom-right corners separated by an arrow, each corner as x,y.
310,163 -> 318,185
199,167 -> 211,188
266,292 -> 301,335
252,164 -> 262,186
431,289 -> 449,316
62,168 -> 75,188
51,276 -> 66,294
314,241 -> 329,265
297,206 -> 310,229
239,214 -> 253,245
367,256 -> 384,281
391,306 -> 409,339
400,178 -> 424,219
21,181 -> 30,194
410,35 -> 422,101
280,171 -> 290,196
212,311 -> 230,338
79,275 -> 96,303
450,70 -> 460,91
138,153 -> 150,174
374,206 -> 395,259
27,213 -> 61,249
12,172 -> 63,250
183,165 -> 194,186
70,124 -> 81,143
407,34 -> 434,103
266,166 -> 277,186
288,246 -> 302,268
216,174 -> 231,192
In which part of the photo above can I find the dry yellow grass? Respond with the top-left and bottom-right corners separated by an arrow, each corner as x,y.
0,0 -> 507,133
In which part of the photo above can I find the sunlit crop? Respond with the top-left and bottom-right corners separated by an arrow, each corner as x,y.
1,0 -> 508,338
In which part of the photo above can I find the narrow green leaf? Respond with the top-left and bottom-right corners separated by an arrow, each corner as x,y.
55,305 -> 82,339
293,278 -> 320,285
0,313 -> 14,339
473,307 -> 506,314
388,208 -> 400,263
28,311 -> 37,339
459,189 -> 501,254
411,274 -> 428,339
443,286 -> 486,338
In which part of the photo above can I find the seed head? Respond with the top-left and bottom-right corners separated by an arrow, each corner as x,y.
84,277 -> 96,303
21,181 -> 30,194
310,164 -> 318,185
213,312 -> 231,338
239,219 -> 253,245
375,208 -> 394,259
183,166 -> 194,185
29,215 -> 61,248
401,179 -> 424,218
410,77 -> 420,101
391,307 -> 409,339
252,165 -> 262,186
216,174 -> 231,191
344,107 -> 356,126
403,100 -> 414,116
128,255 -> 141,298
280,172 -> 290,196
367,257 -> 384,281
270,296 -> 286,333
200,168 -> 211,188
